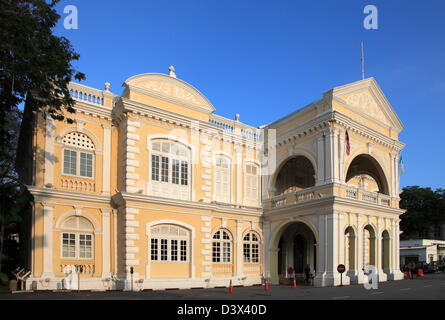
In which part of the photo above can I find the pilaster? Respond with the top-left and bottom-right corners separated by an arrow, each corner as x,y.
42,202 -> 55,278
44,116 -> 55,187
101,124 -> 112,195
101,208 -> 112,278
316,132 -> 325,185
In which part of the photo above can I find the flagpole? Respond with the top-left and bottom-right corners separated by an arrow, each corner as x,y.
361,41 -> 365,80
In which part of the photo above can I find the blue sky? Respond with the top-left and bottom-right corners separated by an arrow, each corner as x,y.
53,0 -> 445,190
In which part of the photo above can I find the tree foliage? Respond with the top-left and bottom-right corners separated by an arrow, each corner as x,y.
400,186 -> 445,239
0,0 -> 84,283
0,0 -> 85,146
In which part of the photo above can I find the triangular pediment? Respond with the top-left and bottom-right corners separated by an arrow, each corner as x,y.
326,78 -> 404,132
123,73 -> 215,114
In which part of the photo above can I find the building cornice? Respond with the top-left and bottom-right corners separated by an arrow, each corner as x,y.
26,186 -> 112,206
272,110 -> 405,152
112,192 -> 262,217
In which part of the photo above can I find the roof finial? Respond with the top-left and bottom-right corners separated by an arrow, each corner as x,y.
169,65 -> 176,78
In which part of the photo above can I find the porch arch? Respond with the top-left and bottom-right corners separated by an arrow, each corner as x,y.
269,219 -> 318,284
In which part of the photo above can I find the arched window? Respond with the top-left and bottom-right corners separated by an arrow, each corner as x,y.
244,163 -> 259,206
150,224 -> 189,262
62,132 -> 95,178
149,139 -> 191,200
243,232 -> 260,263
61,216 -> 94,259
214,155 -> 231,203
212,230 -> 232,263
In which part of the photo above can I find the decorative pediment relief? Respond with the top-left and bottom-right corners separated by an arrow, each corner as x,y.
341,90 -> 391,126
124,73 -> 215,113
328,78 -> 404,132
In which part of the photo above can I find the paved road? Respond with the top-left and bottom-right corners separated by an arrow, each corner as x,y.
1,273 -> 444,300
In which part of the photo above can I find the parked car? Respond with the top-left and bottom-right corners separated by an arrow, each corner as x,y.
423,262 -> 439,274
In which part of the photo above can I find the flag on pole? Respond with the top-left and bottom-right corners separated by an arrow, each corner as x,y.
345,130 -> 350,155
399,154 -> 405,174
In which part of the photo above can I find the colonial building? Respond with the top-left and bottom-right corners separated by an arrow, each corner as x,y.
17,67 -> 405,290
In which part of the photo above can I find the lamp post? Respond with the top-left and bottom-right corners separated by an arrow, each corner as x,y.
76,265 -> 84,292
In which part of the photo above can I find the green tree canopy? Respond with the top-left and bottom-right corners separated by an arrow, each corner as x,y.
400,186 -> 445,239
0,0 -> 85,146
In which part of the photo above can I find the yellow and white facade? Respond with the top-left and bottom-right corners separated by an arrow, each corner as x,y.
21,68 -> 405,290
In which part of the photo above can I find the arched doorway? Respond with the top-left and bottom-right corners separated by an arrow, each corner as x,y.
363,225 -> 376,267
382,230 -> 391,272
346,154 -> 389,195
273,156 -> 315,196
271,221 -> 317,284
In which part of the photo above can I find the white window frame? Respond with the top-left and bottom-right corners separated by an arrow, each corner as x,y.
212,229 -> 233,263
149,224 -> 190,263
244,162 -> 259,206
149,139 -> 191,200
60,217 -> 94,261
243,231 -> 261,263
213,154 -> 232,203
62,148 -> 95,179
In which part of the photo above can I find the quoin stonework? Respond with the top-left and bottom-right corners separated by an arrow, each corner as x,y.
16,68 -> 405,290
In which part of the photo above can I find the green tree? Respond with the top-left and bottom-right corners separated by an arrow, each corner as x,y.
400,186 -> 445,239
0,0 -> 85,283
0,0 -> 85,147
0,107 -> 22,284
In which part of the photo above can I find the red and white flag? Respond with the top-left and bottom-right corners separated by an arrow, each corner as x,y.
345,130 -> 350,155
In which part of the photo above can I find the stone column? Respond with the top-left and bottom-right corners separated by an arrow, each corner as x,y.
338,129 -> 345,183
390,218 -> 397,278
316,132 -> 325,185
332,129 -> 340,183
394,154 -> 400,197
236,220 -> 244,277
326,211 -> 339,286
101,208 -> 111,278
377,217 -> 386,281
357,214 -> 365,283
325,129 -> 334,183
42,203 -> 55,278
44,116 -> 55,187
393,219 -> 404,279
314,214 -> 326,286
338,213 -> 345,266
389,153 -> 395,197
101,124 -> 112,195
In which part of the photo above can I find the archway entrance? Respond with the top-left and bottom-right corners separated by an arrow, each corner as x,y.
272,221 -> 317,284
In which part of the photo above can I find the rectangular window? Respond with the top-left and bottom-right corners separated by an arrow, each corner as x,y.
212,242 -> 221,263
243,243 -> 251,263
151,239 -> 158,261
62,233 -> 76,258
222,242 -> 231,263
152,155 -> 159,181
171,239 -> 178,261
181,161 -> 188,186
63,150 -> 77,175
172,159 -> 179,184
180,240 -> 187,261
161,239 -> 168,260
79,234 -> 92,258
79,152 -> 93,178
161,157 -> 169,182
